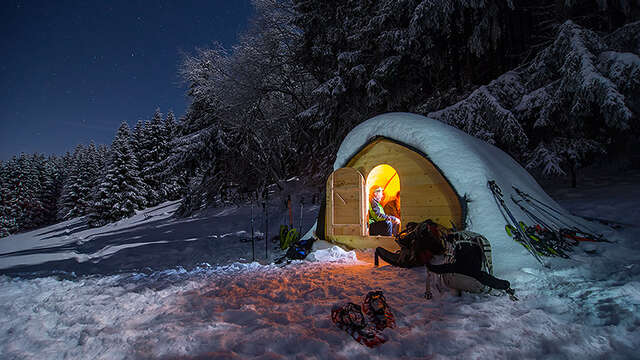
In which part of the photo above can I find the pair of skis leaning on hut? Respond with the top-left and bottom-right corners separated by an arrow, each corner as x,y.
369,188 -> 517,301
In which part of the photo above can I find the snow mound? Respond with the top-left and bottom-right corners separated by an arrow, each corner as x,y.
325,112 -> 604,274
307,246 -> 359,263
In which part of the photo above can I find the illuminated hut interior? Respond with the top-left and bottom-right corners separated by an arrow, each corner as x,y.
366,164 -> 400,211
324,138 -> 463,250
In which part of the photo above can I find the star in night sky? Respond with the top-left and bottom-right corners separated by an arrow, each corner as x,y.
0,0 -> 253,160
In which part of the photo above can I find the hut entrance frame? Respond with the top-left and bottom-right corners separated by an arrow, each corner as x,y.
365,163 -> 401,233
325,138 -> 464,249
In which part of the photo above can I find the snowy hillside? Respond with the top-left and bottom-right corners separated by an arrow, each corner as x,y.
0,181 -> 320,277
0,170 -> 639,359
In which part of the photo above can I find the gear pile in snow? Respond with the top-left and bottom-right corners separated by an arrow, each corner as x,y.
275,238 -> 315,264
488,180 -> 545,264
488,180 -> 611,263
511,185 -> 609,244
279,224 -> 300,250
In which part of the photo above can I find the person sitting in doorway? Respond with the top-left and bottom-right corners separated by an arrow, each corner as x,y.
383,191 -> 401,219
368,186 -> 400,236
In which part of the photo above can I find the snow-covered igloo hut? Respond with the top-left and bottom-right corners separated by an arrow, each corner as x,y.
312,112 -> 572,273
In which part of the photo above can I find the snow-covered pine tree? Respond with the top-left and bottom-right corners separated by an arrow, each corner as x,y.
20,154 -> 45,229
58,151 -> 74,181
427,20 -> 638,186
0,159 -> 18,237
172,0 -> 315,214
156,110 -> 216,199
139,109 -> 165,206
177,168 -> 206,215
96,144 -> 110,171
0,154 -> 45,233
29,154 -> 55,227
426,72 -> 529,154
80,142 -> 104,212
293,0 -> 524,174
57,143 -> 103,220
58,144 -> 87,220
132,120 -> 145,159
132,118 -> 152,206
88,122 -> 146,227
164,111 -> 177,142
4,156 -> 25,232
159,111 -> 185,201
39,155 -> 63,226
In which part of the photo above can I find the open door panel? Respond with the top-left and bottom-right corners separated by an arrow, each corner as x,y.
325,167 -> 365,237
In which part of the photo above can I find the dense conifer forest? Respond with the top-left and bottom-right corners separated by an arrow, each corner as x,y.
1,0 -> 638,236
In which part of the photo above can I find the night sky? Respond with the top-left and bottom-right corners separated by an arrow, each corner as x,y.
0,0 -> 253,160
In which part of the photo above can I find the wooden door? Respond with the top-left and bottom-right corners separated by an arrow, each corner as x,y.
326,168 -> 365,237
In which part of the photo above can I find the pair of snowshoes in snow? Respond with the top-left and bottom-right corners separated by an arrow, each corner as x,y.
331,291 -> 396,347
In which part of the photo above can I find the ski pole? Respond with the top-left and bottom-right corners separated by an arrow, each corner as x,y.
251,200 -> 255,262
516,191 -> 577,232
513,186 -> 602,237
524,195 -> 601,241
264,188 -> 269,260
513,195 -> 582,249
299,197 -> 304,233
511,196 -> 574,253
512,196 -> 559,232
287,195 -> 293,229
488,181 -> 544,265
263,200 -> 267,260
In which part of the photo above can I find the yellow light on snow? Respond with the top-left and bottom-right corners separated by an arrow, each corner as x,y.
366,164 -> 400,207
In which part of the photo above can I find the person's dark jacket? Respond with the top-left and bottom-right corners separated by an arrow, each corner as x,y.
426,241 -> 510,290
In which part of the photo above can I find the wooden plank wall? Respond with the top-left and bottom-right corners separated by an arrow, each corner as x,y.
347,139 -> 462,230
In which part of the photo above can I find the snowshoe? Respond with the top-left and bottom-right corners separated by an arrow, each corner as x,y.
362,291 -> 396,331
331,302 -> 387,348
331,302 -> 366,330
279,225 -> 300,250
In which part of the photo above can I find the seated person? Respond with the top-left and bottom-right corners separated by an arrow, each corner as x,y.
368,186 -> 400,236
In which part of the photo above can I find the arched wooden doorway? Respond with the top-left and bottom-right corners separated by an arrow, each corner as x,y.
366,164 -> 401,235
324,138 -> 463,249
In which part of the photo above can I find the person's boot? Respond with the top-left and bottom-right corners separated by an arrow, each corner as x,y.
424,290 -> 433,299
506,287 -> 518,301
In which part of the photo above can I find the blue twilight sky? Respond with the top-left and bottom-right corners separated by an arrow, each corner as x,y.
0,0 -> 253,160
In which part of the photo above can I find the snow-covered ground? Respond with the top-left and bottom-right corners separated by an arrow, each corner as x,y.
1,172 -> 639,359
0,179 -> 320,277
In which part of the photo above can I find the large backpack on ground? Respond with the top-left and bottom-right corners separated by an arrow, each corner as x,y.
395,219 -> 449,267
439,231 -> 494,293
